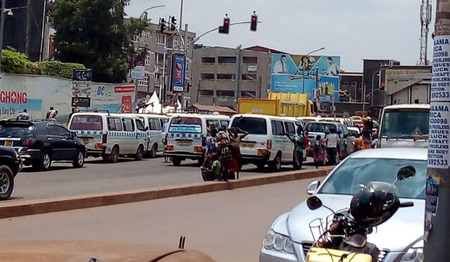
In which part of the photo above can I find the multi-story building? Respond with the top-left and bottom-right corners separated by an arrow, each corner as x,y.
1,0 -> 48,62
190,46 -> 278,109
383,65 -> 432,105
128,20 -> 196,103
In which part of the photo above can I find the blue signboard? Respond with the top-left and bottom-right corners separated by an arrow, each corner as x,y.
172,54 -> 186,92
271,54 -> 340,102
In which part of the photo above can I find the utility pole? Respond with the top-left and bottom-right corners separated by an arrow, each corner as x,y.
423,0 -> 450,261
234,45 -> 242,110
0,0 -> 5,72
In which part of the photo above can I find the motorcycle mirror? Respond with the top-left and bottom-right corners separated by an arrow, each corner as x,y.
397,165 -> 416,181
306,196 -> 323,210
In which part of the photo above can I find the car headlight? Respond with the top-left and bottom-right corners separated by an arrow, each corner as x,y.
263,229 -> 294,254
400,248 -> 423,262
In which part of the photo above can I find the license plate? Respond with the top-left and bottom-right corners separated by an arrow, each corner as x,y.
241,143 -> 254,148
5,141 -> 13,147
82,138 -> 90,144
178,141 -> 192,146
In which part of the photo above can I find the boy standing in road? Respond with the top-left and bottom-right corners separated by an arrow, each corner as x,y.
325,126 -> 339,165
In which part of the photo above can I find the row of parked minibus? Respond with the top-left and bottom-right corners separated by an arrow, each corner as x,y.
67,111 -> 358,171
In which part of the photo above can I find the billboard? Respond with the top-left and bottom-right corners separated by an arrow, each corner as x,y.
172,54 -> 186,92
271,53 -> 340,102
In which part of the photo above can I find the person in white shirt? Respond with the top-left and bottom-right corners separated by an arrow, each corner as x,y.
273,55 -> 287,74
325,57 -> 340,76
324,126 -> 340,165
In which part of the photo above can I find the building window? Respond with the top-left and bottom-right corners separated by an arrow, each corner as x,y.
201,57 -> 215,64
137,73 -> 150,86
243,57 -> 257,64
145,53 -> 151,66
241,91 -> 256,97
217,74 -> 234,80
156,34 -> 165,44
216,90 -> 234,97
201,73 -> 215,80
200,90 -> 213,96
242,74 -> 257,81
218,56 -> 236,64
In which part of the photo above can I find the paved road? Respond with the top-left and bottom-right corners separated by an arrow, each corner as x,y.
8,155 -> 319,202
0,177 -> 323,262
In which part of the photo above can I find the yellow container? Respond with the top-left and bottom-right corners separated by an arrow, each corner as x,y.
306,247 -> 372,262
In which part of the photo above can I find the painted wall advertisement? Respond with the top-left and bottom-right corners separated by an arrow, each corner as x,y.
0,74 -> 136,122
424,35 -> 450,241
270,54 -> 340,102
172,54 -> 186,92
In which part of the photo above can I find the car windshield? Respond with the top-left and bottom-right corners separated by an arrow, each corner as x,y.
231,117 -> 267,135
306,123 -> 336,133
169,117 -> 202,133
70,115 -> 103,130
318,158 -> 427,199
380,110 -> 429,139
0,125 -> 33,137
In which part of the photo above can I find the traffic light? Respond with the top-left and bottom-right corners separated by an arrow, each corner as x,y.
250,14 -> 257,31
380,83 -> 386,90
170,16 -> 177,31
159,18 -> 166,32
219,17 -> 230,34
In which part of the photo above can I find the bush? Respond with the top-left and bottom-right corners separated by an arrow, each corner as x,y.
1,47 -> 28,73
1,47 -> 85,78
38,61 -> 86,79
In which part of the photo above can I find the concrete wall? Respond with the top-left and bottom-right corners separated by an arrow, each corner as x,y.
0,74 -> 136,122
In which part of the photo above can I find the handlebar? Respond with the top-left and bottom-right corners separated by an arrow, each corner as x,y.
399,202 -> 414,208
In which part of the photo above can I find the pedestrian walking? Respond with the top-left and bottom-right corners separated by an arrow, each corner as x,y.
228,127 -> 248,179
46,106 -> 58,120
288,126 -> 305,170
16,109 -> 31,121
324,126 -> 339,165
312,134 -> 326,168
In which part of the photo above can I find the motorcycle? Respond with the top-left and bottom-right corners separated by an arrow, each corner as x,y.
305,165 -> 417,262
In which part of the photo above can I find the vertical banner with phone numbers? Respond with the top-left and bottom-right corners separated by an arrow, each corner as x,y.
172,54 -> 186,92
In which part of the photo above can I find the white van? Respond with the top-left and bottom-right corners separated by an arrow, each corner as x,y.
124,113 -> 169,158
68,112 -> 147,162
164,113 -> 230,166
229,114 -> 300,171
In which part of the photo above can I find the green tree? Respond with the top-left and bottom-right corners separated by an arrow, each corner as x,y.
51,0 -> 146,83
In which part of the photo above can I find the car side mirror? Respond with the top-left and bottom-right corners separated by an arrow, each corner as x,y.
306,196 -> 323,210
70,131 -> 77,138
306,180 -> 321,195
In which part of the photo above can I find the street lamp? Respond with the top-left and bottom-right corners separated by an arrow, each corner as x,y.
302,47 -> 325,93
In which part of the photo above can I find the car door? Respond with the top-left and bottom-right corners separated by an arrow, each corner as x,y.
284,121 -> 296,162
56,125 -> 79,160
47,124 -> 66,160
122,117 -> 136,154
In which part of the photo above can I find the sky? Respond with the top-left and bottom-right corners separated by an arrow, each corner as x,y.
125,0 -> 435,72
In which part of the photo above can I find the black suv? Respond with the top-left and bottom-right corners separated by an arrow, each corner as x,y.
0,120 -> 86,171
0,146 -> 21,200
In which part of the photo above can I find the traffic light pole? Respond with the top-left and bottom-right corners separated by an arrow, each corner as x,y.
423,0 -> 450,261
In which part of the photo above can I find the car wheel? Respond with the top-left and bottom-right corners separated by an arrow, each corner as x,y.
270,153 -> 282,172
73,150 -> 85,168
172,157 -> 182,166
150,143 -> 157,158
0,165 -> 14,200
33,151 -> 52,171
107,147 -> 119,163
134,145 -> 144,161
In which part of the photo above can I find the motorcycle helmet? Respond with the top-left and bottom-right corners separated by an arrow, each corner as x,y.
350,181 -> 400,227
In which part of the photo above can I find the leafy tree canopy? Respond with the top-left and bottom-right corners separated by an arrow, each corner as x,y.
51,0 -> 147,83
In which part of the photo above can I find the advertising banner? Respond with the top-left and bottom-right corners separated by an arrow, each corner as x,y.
270,54 -> 340,102
172,54 -> 186,92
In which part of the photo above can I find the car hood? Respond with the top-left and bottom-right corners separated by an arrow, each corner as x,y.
285,194 -> 424,252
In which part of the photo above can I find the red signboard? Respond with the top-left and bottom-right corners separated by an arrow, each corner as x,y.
114,86 -> 135,93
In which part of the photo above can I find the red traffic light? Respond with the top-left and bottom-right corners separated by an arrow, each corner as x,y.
250,15 -> 257,31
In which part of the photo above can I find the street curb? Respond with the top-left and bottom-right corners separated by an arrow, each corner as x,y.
0,167 -> 332,219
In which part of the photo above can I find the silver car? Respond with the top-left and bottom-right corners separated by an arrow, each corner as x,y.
259,148 -> 426,262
